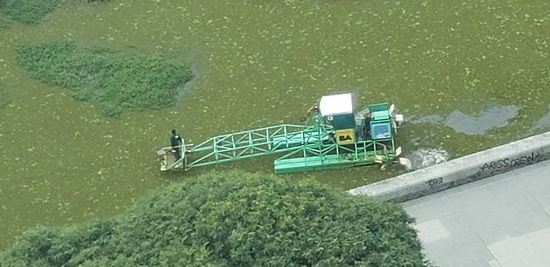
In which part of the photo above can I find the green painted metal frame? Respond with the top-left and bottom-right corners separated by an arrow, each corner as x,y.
175,115 -> 333,170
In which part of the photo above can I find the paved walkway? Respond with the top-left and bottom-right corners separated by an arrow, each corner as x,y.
402,160 -> 550,267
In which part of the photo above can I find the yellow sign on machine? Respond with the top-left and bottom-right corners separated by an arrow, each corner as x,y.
336,128 -> 355,144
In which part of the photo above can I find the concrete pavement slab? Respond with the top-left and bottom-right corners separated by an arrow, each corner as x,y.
403,160 -> 550,267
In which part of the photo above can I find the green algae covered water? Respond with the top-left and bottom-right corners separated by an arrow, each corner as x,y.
0,0 -> 549,249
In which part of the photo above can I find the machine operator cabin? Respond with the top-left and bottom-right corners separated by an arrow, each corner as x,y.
319,93 -> 393,144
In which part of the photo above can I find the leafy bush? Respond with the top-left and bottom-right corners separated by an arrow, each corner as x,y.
0,171 -> 429,266
0,82 -> 11,108
6,0 -> 60,25
17,41 -> 193,117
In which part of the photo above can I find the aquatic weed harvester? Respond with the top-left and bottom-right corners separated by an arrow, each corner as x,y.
156,93 -> 405,174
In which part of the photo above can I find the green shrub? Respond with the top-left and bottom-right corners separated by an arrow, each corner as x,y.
0,171 -> 429,266
17,41 -> 193,117
6,0 -> 60,25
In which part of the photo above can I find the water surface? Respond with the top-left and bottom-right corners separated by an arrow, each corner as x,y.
0,0 -> 549,249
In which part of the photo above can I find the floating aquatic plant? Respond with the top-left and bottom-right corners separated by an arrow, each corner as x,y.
5,0 -> 60,25
17,41 -> 193,117
0,18 -> 11,29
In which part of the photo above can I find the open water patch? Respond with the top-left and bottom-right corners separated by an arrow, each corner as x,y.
409,104 -> 519,135
401,148 -> 449,171
532,104 -> 550,130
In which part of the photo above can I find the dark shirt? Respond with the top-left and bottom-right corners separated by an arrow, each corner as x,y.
171,133 -> 182,147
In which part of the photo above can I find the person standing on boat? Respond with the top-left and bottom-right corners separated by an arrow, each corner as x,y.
170,129 -> 183,160
364,112 -> 372,140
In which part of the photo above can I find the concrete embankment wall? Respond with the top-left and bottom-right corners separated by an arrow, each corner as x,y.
348,131 -> 550,203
